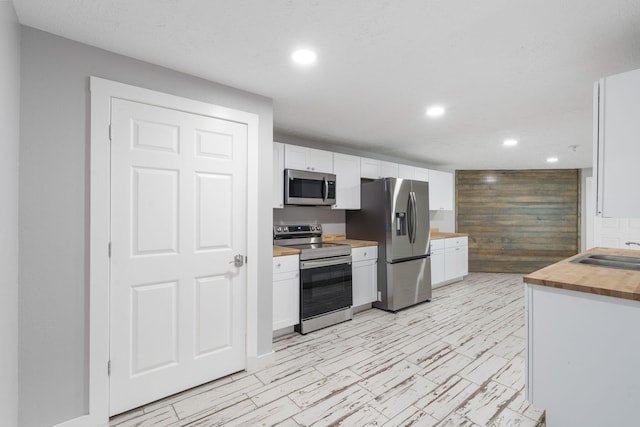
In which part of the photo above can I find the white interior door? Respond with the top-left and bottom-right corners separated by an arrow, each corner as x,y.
109,98 -> 247,415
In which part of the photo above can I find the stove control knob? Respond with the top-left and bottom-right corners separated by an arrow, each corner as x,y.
276,226 -> 282,232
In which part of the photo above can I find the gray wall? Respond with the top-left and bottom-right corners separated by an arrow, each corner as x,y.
19,27 -> 273,427
0,2 -> 20,426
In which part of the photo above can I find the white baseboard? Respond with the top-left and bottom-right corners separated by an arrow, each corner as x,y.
246,351 -> 275,372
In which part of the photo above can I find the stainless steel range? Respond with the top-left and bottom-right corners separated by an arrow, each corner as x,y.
273,224 -> 353,334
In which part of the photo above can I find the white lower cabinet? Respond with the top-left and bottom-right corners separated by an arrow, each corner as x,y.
430,240 -> 446,286
526,283 -> 640,426
431,236 -> 468,287
351,246 -> 378,307
272,255 -> 299,331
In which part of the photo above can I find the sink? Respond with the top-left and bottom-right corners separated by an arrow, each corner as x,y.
570,254 -> 640,271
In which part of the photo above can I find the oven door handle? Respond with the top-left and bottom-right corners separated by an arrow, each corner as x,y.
300,256 -> 352,270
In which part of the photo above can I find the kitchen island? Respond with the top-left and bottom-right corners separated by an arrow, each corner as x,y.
523,247 -> 640,427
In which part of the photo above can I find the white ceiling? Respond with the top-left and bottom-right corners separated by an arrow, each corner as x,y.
13,0 -> 640,170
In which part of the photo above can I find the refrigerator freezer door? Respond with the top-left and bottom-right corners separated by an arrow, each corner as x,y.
410,180 -> 431,257
387,178 -> 414,262
374,256 -> 431,311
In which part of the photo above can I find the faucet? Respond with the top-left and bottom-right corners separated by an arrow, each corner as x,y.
625,241 -> 640,247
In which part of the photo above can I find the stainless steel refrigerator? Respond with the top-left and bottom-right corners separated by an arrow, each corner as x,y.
346,178 -> 431,311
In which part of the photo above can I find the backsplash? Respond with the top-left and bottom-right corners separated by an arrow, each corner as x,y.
273,207 -> 455,235
273,207 -> 346,234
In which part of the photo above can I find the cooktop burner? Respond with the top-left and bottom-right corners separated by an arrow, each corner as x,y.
273,224 -> 351,260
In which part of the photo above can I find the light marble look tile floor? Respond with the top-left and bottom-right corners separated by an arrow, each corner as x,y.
110,273 -> 545,427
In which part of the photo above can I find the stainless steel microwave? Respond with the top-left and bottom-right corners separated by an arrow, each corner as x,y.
284,169 -> 336,206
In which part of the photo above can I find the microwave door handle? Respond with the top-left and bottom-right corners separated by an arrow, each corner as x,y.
323,177 -> 328,202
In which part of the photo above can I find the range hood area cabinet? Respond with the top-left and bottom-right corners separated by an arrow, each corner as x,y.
594,68 -> 640,218
284,144 -> 334,174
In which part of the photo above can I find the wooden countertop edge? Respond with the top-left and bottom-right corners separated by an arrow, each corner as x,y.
272,245 -> 300,257
431,232 -> 469,240
332,239 -> 378,248
273,239 -> 378,256
523,247 -> 640,302
523,277 -> 640,302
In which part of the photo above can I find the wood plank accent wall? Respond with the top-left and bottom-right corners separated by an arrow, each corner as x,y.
456,170 -> 580,273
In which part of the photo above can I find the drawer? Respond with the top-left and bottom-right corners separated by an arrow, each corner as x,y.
352,245 -> 378,262
273,254 -> 299,273
431,239 -> 445,250
445,236 -> 468,248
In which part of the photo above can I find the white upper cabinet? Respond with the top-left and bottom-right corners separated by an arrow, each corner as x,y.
379,160 -> 398,178
284,144 -> 333,173
361,158 -> 398,179
333,153 -> 361,210
272,142 -> 284,208
398,164 -> 415,179
361,158 -> 381,179
399,165 -> 429,182
414,167 -> 429,182
595,68 -> 640,217
429,169 -> 454,211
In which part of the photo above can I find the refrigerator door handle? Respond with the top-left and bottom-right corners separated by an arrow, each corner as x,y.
406,194 -> 413,243
407,191 -> 417,244
411,191 -> 418,243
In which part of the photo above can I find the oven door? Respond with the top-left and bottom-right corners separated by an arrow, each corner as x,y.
299,256 -> 352,320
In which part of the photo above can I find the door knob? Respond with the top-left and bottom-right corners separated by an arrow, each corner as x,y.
230,254 -> 245,267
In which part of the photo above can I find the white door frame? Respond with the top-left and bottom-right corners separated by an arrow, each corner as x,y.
82,77 -> 261,426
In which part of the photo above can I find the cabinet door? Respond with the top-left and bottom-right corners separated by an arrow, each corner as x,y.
398,164 -> 415,179
333,153 -> 361,210
352,246 -> 378,306
283,144 -> 333,173
307,147 -> 333,173
597,69 -> 640,217
431,249 -> 445,286
444,246 -> 457,281
414,167 -> 429,182
272,142 -> 284,208
379,161 -> 398,178
272,271 -> 299,330
429,169 -> 453,211
361,158 -> 380,179
352,259 -> 377,306
283,144 -> 308,171
272,255 -> 299,331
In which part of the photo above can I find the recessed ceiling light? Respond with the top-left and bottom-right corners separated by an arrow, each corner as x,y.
503,139 -> 518,147
547,157 -> 559,163
426,106 -> 446,118
291,49 -> 317,65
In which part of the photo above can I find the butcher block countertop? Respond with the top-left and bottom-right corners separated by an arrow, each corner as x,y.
272,245 -> 301,257
273,235 -> 378,257
523,247 -> 640,302
431,232 -> 469,240
323,234 -> 378,248
430,228 -> 468,240
331,239 -> 378,248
